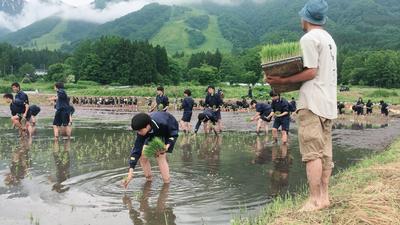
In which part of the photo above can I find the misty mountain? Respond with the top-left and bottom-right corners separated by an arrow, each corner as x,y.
0,0 -> 24,15
0,27 -> 10,37
1,17 -> 99,49
1,0 -> 400,53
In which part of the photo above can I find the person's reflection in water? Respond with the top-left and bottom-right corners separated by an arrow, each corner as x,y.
269,144 -> 292,196
180,135 -> 193,164
52,139 -> 71,193
252,135 -> 271,165
123,183 -> 176,225
4,137 -> 32,186
198,134 -> 222,175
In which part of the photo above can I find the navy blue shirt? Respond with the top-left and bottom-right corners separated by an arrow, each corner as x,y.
55,89 -> 69,110
156,95 -> 169,109
129,112 -> 179,169
256,103 -> 272,116
15,91 -> 29,105
194,108 -> 218,133
205,93 -> 223,109
13,91 -> 29,113
271,98 -> 290,117
182,97 -> 194,112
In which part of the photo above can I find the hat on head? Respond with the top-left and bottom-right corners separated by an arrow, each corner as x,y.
299,0 -> 328,25
131,113 -> 151,130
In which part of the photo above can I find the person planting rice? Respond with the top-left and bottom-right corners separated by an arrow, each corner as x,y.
180,89 -> 194,134
269,91 -> 290,144
193,108 -> 219,135
366,99 -> 373,115
10,83 -> 32,135
205,85 -> 223,133
250,100 -> 273,135
48,82 -> 71,140
150,87 -> 169,112
122,112 -> 179,188
3,93 -> 40,137
266,0 -> 337,211
380,100 -> 389,116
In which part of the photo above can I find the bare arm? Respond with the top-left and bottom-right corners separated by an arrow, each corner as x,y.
266,68 -> 318,85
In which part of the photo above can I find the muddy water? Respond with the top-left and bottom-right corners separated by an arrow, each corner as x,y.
0,117 -> 373,225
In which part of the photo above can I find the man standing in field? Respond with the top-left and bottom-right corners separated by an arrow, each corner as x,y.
267,0 -> 337,211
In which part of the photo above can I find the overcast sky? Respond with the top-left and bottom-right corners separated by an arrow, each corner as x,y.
1,0 -> 267,31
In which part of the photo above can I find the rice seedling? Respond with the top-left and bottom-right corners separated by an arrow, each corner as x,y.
260,42 -> 301,64
143,137 -> 165,158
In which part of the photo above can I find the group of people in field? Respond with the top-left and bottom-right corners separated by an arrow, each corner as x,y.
338,97 -> 390,116
3,0 -> 396,215
3,82 -> 75,139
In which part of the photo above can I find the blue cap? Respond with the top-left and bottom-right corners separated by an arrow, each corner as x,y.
299,0 -> 328,25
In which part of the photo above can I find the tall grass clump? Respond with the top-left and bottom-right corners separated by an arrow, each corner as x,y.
143,137 -> 165,158
260,42 -> 301,64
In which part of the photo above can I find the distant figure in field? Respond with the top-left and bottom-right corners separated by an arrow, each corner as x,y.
3,93 -> 40,137
380,100 -> 389,116
337,102 -> 345,115
250,100 -> 273,135
48,82 -> 71,139
356,97 -> 364,115
150,87 -> 169,112
248,86 -> 253,99
193,108 -> 219,135
267,0 -> 337,211
180,89 -> 194,134
366,99 -> 373,115
205,86 -> 223,133
270,91 -> 290,144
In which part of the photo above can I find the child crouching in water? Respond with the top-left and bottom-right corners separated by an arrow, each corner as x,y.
122,112 -> 179,188
3,93 -> 41,137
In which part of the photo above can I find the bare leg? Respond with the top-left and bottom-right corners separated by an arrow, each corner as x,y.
300,158 -> 323,212
264,121 -> 269,135
139,156 -> 152,181
272,128 -> 278,143
156,154 -> 170,184
320,168 -> 332,208
282,130 -> 288,144
256,119 -> 262,134
53,125 -> 59,139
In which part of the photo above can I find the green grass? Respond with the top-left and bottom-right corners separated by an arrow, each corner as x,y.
151,9 -> 232,54
233,138 -> 400,225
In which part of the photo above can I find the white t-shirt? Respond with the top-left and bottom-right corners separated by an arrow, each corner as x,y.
298,29 -> 338,120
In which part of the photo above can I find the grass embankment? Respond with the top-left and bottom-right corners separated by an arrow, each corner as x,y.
1,80 -> 399,104
233,139 -> 400,225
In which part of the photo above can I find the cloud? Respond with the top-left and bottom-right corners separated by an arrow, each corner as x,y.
0,0 -> 268,31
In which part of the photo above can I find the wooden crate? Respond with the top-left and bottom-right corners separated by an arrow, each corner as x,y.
262,56 -> 304,94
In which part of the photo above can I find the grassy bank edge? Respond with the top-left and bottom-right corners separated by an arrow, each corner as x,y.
232,138 -> 400,225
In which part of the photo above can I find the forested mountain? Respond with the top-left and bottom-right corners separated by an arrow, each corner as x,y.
1,0 -> 400,53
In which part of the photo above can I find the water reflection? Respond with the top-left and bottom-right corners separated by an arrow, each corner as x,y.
52,139 -> 71,193
4,137 -> 32,186
269,144 -> 292,196
198,135 -> 222,175
252,136 -> 271,165
123,183 -> 176,225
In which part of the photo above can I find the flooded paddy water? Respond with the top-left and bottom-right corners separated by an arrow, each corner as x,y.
0,116 -> 390,225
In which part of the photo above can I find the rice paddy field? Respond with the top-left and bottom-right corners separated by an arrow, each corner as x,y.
1,110 -> 397,225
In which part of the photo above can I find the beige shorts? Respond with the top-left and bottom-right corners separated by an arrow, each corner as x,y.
297,109 -> 334,170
